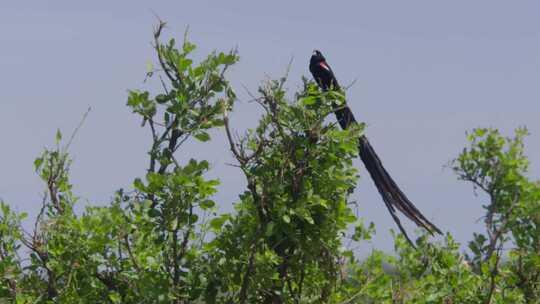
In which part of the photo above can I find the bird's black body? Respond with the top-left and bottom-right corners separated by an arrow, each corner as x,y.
310,50 -> 356,130
310,50 -> 340,90
309,50 -> 441,244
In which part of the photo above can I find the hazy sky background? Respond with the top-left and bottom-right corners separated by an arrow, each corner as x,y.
1,1 -> 539,254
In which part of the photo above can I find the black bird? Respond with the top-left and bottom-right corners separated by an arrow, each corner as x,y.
309,50 -> 441,245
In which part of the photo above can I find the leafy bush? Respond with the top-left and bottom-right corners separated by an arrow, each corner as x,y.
1,24 -> 540,303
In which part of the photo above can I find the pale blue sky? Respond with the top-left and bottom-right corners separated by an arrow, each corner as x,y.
1,1 -> 539,254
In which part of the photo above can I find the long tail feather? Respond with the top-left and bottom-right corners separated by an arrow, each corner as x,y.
358,136 -> 442,235
333,105 -> 442,244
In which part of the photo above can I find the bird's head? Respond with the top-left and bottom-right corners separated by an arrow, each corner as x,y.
311,49 -> 325,64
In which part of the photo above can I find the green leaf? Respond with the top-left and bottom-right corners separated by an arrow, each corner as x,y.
155,94 -> 169,104
33,157 -> 43,171
109,292 -> 122,303
169,218 -> 178,230
200,199 -> 215,210
194,132 -> 211,142
210,215 -> 229,232
300,96 -> 317,106
265,222 -> 275,237
127,90 -> 141,107
178,58 -> 193,72
55,129 -> 62,143
146,61 -> 153,73
133,178 -> 145,191
282,214 -> 291,224
183,41 -> 196,54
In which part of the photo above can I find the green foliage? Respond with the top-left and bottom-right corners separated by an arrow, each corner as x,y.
453,127 -> 540,302
0,202 -> 25,299
338,234 -> 484,303
202,78 -> 362,302
2,26 -> 540,303
335,128 -> 540,303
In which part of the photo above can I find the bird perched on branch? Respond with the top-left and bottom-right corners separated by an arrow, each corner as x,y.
309,50 -> 441,245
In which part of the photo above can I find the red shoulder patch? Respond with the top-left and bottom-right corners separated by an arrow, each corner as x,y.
319,61 -> 331,71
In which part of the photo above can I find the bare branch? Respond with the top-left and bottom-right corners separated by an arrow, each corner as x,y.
152,20 -> 178,85
123,234 -> 141,273
64,107 -> 91,152
223,109 -> 245,164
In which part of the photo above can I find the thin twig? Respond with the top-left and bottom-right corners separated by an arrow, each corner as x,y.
223,110 -> 245,164
123,234 -> 141,273
65,107 -> 91,152
153,20 -> 177,85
